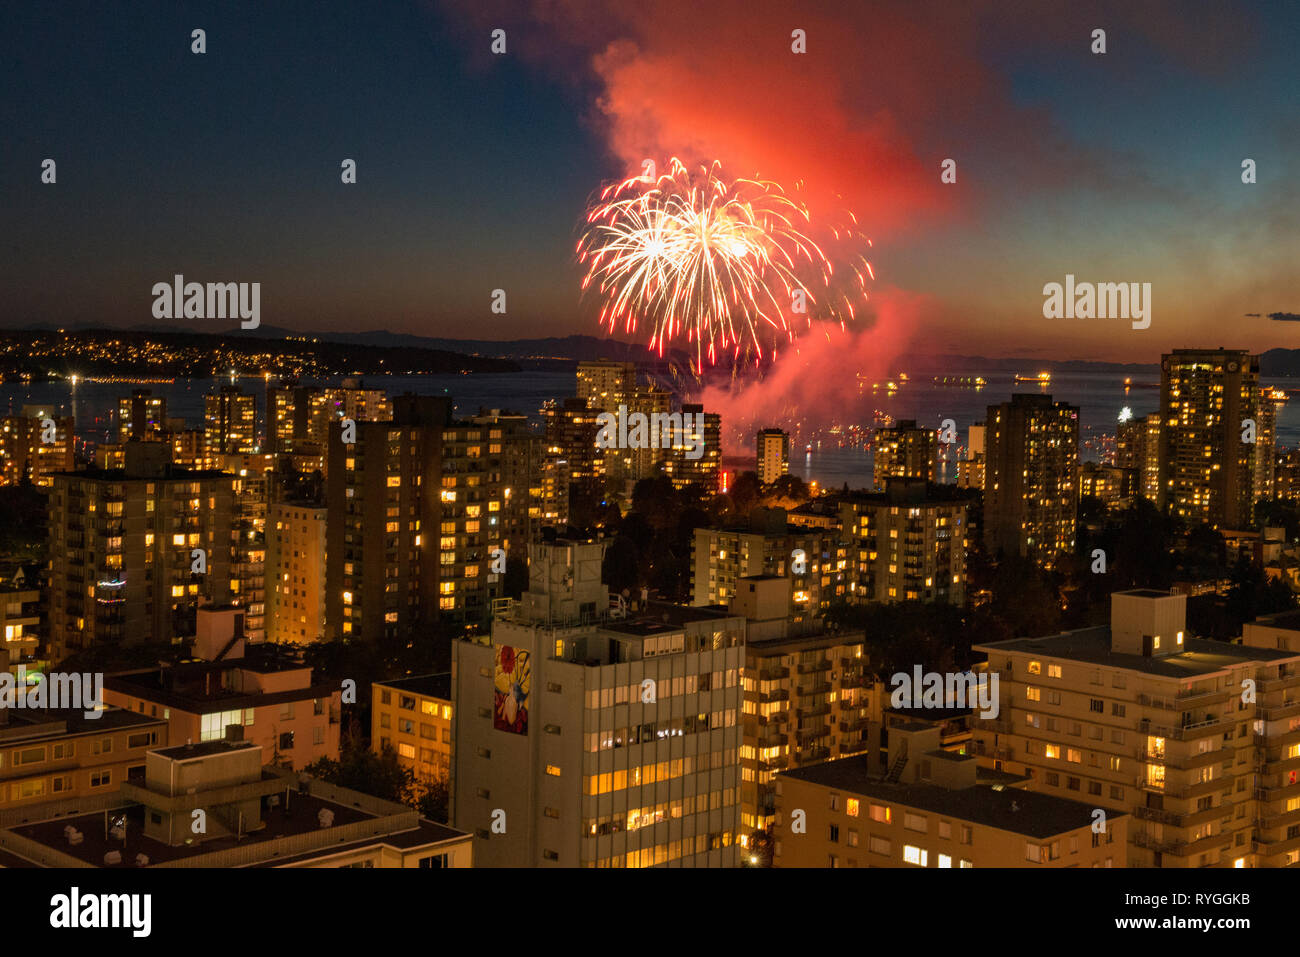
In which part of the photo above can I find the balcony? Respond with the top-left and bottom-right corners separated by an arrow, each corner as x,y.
797,682 -> 832,697
1258,673 -> 1300,693
1138,715 -> 1227,742
796,660 -> 831,675
797,704 -> 832,719
759,666 -> 790,681
802,746 -> 832,763
1256,700 -> 1300,722
1133,805 -> 1183,827
1130,831 -> 1188,855
796,726 -> 830,745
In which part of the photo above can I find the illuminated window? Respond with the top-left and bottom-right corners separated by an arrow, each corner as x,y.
846,798 -> 859,818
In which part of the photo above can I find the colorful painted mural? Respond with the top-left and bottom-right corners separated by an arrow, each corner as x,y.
494,644 -> 530,734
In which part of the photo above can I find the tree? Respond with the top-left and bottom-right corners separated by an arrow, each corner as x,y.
416,773 -> 450,823
305,735 -> 417,805
762,474 -> 810,509
727,471 -> 762,516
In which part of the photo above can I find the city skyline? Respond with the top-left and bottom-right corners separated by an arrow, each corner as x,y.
5,0 -> 1300,901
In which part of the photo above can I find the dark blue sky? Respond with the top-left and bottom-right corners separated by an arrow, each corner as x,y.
2,0 -> 1298,361
0,1 -> 608,334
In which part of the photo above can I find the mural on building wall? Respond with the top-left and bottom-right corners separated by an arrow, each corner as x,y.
494,644 -> 530,734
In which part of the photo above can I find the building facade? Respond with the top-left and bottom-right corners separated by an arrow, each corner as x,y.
452,541 -> 746,867
984,393 -> 1080,564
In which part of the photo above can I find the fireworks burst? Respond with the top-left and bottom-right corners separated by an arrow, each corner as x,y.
577,158 -> 873,372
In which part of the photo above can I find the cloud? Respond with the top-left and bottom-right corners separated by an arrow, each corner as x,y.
1268,312 -> 1300,322
692,286 -> 935,446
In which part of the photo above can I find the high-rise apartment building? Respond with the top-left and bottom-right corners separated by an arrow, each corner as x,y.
0,571 -> 41,660
0,405 -> 74,487
308,379 -> 393,449
218,453 -> 268,642
1117,411 -> 1162,502
1158,349 -> 1274,529
266,379 -> 392,457
47,442 -> 238,660
116,389 -> 168,443
266,381 -> 312,453
532,449 -> 571,526
736,576 -> 877,839
437,410 -> 533,624
957,422 -> 986,492
204,385 -> 258,455
452,540 -> 746,867
1240,609 -> 1300,867
839,479 -> 968,605
984,393 -> 1080,564
1080,462 -> 1138,509
873,420 -> 937,487
267,501 -> 327,643
690,509 -> 849,616
756,428 -> 790,485
973,590 -> 1300,867
326,396 -> 451,643
543,397 -> 606,510
576,360 -> 638,408
663,403 -> 721,493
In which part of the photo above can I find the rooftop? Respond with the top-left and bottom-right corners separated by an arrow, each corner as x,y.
886,705 -> 974,722
11,788 -> 371,866
248,818 -> 463,867
976,626 -> 1299,679
601,601 -> 736,637
153,739 -> 257,761
1258,610 -> 1300,632
374,673 -> 451,700
0,706 -> 164,743
781,759 -> 1124,839
104,658 -> 334,714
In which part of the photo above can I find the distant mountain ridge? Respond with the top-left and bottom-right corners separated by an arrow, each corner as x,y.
10,321 -> 1300,375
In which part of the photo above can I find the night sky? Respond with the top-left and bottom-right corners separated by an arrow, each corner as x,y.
1,0 -> 1297,362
